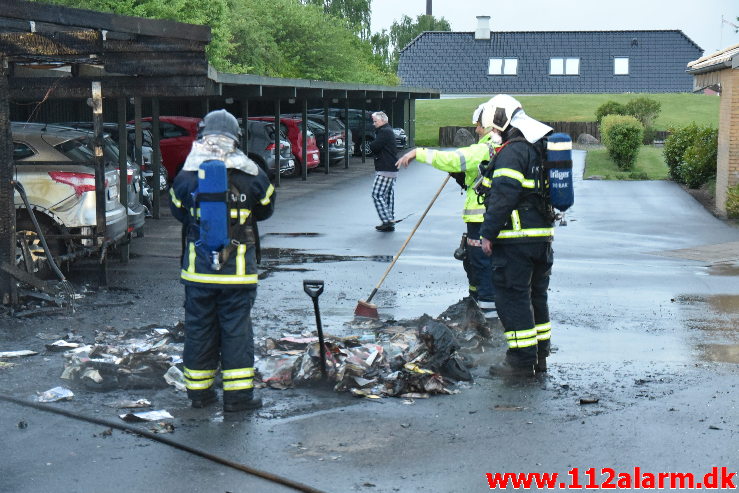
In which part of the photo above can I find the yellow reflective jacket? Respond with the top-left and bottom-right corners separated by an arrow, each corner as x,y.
415,132 -> 499,222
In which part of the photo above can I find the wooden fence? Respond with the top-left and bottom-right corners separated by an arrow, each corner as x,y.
438,122 -> 668,146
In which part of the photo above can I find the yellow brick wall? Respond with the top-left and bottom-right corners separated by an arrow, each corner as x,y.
716,68 -> 739,216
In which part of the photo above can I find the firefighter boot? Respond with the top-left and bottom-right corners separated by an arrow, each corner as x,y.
536,355 -> 548,373
190,390 -> 217,409
224,395 -> 263,412
488,361 -> 535,378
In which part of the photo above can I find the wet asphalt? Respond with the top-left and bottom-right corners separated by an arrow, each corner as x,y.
1,151 -> 738,493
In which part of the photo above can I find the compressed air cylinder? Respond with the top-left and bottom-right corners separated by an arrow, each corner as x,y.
545,133 -> 574,212
198,159 -> 229,250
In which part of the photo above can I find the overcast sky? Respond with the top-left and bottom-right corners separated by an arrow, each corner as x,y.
370,0 -> 739,56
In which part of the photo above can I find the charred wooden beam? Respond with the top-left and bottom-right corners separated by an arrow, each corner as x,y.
9,76 -> 211,99
1,0 -> 210,42
103,36 -> 207,54
0,31 -> 102,56
103,52 -> 207,77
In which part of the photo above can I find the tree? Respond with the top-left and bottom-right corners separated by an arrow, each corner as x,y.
228,0 -> 396,84
381,14 -> 451,71
302,0 -> 371,40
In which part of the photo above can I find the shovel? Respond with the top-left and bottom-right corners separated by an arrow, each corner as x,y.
303,279 -> 328,379
355,175 -> 451,319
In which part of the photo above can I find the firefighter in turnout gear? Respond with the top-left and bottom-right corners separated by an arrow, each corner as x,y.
169,109 -> 275,411
395,104 -> 501,318
478,95 -> 556,377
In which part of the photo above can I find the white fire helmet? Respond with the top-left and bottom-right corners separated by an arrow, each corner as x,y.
471,103 -> 485,125
479,94 -> 522,132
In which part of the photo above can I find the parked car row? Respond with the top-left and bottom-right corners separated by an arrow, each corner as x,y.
12,122 -> 148,277
60,122 -> 166,192
307,108 -> 407,155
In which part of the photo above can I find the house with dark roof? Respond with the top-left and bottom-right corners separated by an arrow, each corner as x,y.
397,16 -> 703,94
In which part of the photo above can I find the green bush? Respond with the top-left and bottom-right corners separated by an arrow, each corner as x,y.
663,123 -> 700,182
595,101 -> 626,125
677,126 -> 718,189
600,115 -> 644,171
624,97 -> 661,129
727,185 -> 739,219
623,97 -> 661,144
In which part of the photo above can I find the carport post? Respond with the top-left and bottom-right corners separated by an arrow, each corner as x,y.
323,99 -> 329,174
409,99 -> 416,148
0,55 -> 17,304
151,98 -> 162,219
117,97 -> 129,264
92,81 -> 108,287
241,99 -> 249,156
134,97 -> 143,202
300,99 -> 307,181
361,100 -> 366,164
273,99 -> 281,187
344,102 -> 349,168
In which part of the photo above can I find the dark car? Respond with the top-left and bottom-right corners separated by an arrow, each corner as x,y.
248,117 -> 320,175
308,108 -> 406,155
284,114 -> 348,166
300,119 -> 346,166
242,119 -> 295,178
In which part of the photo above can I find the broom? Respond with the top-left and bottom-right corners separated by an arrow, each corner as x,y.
355,175 -> 451,318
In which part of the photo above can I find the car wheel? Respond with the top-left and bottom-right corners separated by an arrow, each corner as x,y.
285,158 -> 302,178
15,216 -> 65,279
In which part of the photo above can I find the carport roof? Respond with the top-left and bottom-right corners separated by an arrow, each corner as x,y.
1,0 -> 438,101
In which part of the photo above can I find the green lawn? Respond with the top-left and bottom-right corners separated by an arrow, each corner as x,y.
584,145 -> 668,180
414,93 -> 720,146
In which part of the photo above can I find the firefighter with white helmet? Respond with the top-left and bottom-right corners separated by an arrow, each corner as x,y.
396,102 -> 502,319
478,95 -> 556,377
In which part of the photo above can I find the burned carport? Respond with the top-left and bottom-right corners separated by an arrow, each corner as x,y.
0,0 -> 439,307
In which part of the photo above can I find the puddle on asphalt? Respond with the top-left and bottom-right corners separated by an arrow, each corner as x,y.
707,263 -> 739,277
677,293 -> 739,364
260,247 -> 393,265
264,232 -> 323,238
695,343 -> 739,364
258,248 -> 393,280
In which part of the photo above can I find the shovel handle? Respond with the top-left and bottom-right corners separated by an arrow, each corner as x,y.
366,175 -> 450,303
303,279 -> 324,299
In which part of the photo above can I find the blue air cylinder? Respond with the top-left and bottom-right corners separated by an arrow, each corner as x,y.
545,133 -> 574,212
198,159 -> 229,250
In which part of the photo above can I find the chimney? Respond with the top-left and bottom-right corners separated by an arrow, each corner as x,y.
475,15 -> 491,40
426,0 -> 432,16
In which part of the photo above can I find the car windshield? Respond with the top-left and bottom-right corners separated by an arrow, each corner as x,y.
54,137 -> 95,162
100,136 -> 135,166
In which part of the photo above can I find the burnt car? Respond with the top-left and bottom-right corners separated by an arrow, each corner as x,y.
12,123 -> 131,276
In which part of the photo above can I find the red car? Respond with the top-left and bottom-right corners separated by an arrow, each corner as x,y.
133,116 -> 200,180
249,117 -> 320,174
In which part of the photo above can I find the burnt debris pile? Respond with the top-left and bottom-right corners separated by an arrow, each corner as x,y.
256,298 -> 498,398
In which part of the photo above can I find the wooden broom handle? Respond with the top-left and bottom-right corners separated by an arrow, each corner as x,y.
366,175 -> 451,304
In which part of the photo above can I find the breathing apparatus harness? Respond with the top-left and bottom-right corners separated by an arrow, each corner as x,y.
192,159 -> 256,271
470,132 -> 575,226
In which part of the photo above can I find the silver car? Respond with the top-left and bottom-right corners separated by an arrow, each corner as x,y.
12,123 -> 131,276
